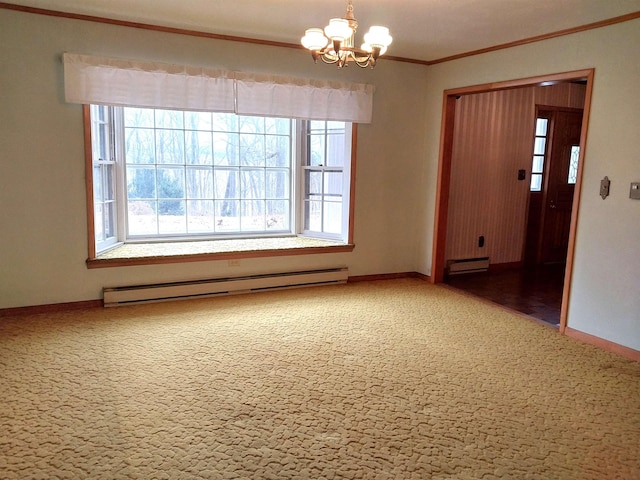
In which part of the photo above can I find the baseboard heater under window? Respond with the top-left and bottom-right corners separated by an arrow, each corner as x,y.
446,257 -> 490,275
103,267 -> 349,307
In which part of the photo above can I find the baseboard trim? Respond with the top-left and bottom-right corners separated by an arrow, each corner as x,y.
488,261 -> 524,273
0,299 -> 103,317
0,273 -> 433,315
348,272 -> 430,282
564,327 -> 640,362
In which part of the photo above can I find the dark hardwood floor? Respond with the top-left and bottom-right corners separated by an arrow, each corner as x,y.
444,264 -> 566,327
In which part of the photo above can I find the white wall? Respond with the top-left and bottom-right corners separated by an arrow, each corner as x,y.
0,9 -> 428,308
419,19 -> 640,350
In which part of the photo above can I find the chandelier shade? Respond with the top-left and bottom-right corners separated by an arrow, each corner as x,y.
301,28 -> 330,51
300,0 -> 392,69
325,18 -> 353,42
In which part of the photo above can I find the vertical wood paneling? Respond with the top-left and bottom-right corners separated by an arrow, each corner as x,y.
446,83 -> 585,266
535,83 -> 586,108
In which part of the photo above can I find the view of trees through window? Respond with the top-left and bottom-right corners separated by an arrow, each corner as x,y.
123,108 -> 292,236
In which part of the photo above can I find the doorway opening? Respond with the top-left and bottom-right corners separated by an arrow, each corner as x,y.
431,69 -> 594,332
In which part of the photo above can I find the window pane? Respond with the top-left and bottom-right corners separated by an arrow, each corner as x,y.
158,200 -> 186,233
187,200 -> 214,233
124,108 -> 154,128
155,109 -> 183,129
213,112 -> 238,132
240,169 -> 264,199
215,169 -> 238,199
239,116 -> 264,134
156,129 -> 185,164
535,118 -> 548,136
214,132 -> 239,166
266,170 -> 289,199
534,137 -> 546,155
327,121 -> 345,132
128,200 -> 157,235
215,199 -> 239,231
127,166 -> 156,199
323,201 -> 342,234
241,200 -> 265,231
325,171 -> 343,196
93,166 -> 102,201
125,128 -> 155,164
306,171 -> 323,196
309,121 -> 326,133
266,134 -> 290,167
266,200 -> 289,230
265,117 -> 290,135
97,123 -> 110,161
568,145 -> 580,184
326,134 -> 345,167
532,156 -> 544,174
157,167 -> 185,199
186,167 -> 213,199
104,201 -> 116,239
305,200 -> 322,231
104,165 -> 115,201
185,131 -> 213,165
185,111 -> 212,131
530,174 -> 542,192
94,203 -> 104,241
240,134 -> 265,166
308,135 -> 325,166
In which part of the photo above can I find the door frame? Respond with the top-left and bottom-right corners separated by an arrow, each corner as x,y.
430,69 -> 594,333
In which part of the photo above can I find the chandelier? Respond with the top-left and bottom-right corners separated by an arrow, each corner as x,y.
300,0 -> 393,68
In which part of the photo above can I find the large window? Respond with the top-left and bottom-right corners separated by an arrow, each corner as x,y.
89,105 -> 352,255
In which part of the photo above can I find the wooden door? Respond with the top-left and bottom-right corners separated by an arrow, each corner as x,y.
539,109 -> 583,264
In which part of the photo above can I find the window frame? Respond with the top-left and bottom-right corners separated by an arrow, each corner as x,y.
530,115 -> 550,193
83,105 -> 356,267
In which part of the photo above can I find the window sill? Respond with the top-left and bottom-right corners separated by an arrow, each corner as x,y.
86,236 -> 354,269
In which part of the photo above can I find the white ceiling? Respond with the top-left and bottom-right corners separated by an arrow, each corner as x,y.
6,0 -> 640,62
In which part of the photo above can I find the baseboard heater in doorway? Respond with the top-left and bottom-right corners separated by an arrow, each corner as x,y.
103,267 -> 349,307
447,257 -> 490,275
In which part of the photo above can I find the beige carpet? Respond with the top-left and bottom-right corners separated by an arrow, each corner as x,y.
1,279 -> 639,479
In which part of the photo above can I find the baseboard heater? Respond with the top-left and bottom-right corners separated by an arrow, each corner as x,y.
447,257 -> 490,275
103,267 -> 349,307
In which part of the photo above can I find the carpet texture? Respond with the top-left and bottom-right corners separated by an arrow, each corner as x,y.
1,279 -> 639,479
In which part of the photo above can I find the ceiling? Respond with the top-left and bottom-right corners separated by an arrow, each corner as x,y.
5,0 -> 640,63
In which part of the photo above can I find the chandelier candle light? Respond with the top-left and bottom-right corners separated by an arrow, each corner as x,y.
301,0 -> 392,68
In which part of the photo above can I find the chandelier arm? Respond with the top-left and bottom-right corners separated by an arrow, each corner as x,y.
350,50 -> 372,62
320,54 -> 340,65
353,57 -> 372,68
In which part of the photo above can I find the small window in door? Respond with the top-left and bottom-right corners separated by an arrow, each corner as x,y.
568,145 -> 579,184
530,117 -> 548,192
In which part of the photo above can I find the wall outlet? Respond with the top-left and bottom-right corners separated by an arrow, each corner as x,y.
228,259 -> 241,267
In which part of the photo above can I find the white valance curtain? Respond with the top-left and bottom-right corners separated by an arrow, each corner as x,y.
63,54 -> 236,113
234,72 -> 373,122
63,53 -> 374,123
